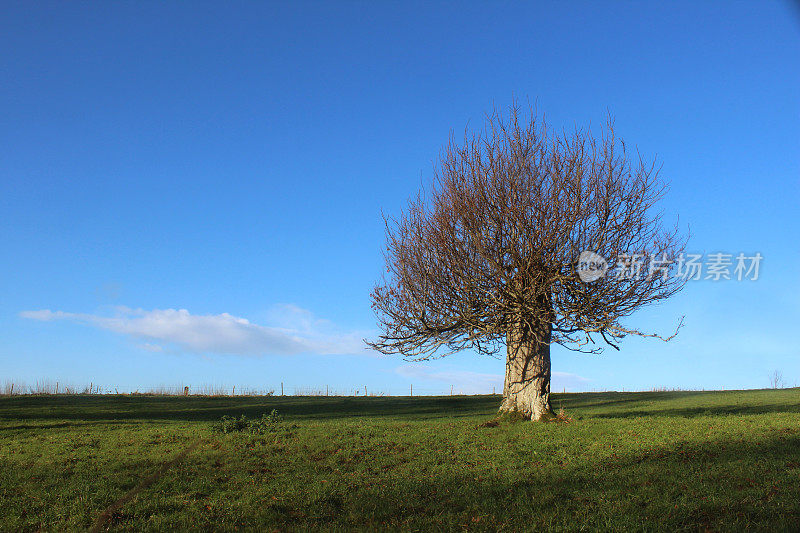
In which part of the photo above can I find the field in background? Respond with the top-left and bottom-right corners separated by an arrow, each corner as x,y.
3,379 -> 748,397
0,379 -> 461,397
1,389 -> 799,531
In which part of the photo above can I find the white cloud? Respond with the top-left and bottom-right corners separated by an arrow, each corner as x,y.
138,343 -> 164,352
551,371 -> 591,391
395,365 -> 590,394
264,303 -> 333,334
20,306 -> 369,356
395,365 -> 503,394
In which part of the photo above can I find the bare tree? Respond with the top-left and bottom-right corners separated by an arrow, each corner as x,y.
770,370 -> 784,389
368,103 -> 687,420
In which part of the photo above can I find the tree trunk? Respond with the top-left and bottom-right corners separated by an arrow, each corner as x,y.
499,318 -> 554,421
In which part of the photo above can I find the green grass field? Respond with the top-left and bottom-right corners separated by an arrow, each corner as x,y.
1,389 -> 799,531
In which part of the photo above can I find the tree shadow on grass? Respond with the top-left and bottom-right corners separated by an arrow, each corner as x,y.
589,402 -> 800,419
560,390 -> 800,419
0,420 -> 146,432
274,429 -> 800,531
0,395 -> 502,424
557,390 -> 751,409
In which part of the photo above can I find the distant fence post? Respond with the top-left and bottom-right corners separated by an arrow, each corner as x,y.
281,382 -> 284,396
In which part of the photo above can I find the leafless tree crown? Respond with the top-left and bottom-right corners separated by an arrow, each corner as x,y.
369,104 -> 687,360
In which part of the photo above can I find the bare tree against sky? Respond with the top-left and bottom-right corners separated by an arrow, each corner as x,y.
770,370 -> 785,389
369,103 -> 687,420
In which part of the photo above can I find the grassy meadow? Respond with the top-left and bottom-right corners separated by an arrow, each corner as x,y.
1,389 -> 799,531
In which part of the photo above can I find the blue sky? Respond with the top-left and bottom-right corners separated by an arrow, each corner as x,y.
1,1 -> 798,395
